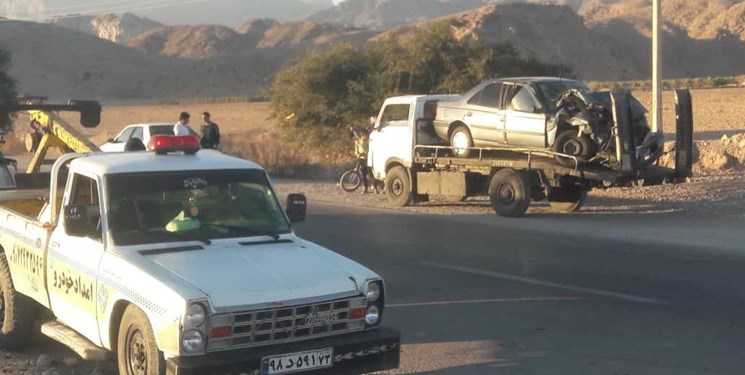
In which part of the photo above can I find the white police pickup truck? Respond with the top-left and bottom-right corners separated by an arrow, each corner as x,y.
0,135 -> 400,374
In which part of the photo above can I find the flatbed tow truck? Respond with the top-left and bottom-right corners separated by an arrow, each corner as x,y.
369,90 -> 693,217
0,99 -> 400,375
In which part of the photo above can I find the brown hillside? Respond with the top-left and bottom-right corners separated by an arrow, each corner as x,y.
49,13 -> 162,43
124,25 -> 257,58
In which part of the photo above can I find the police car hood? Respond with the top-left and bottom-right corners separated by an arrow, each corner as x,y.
141,236 -> 378,309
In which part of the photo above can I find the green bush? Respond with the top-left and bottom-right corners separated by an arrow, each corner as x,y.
270,20 -> 570,154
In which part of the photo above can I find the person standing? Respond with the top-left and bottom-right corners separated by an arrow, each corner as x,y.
174,112 -> 191,136
200,112 -> 221,149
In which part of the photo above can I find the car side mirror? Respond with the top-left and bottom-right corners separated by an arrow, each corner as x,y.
63,204 -> 99,237
285,193 -> 307,223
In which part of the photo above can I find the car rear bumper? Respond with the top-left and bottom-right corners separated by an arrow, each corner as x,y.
167,327 -> 400,375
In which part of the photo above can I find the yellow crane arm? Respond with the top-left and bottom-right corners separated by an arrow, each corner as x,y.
26,110 -> 101,174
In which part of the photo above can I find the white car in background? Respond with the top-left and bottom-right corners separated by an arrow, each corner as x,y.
99,123 -> 198,151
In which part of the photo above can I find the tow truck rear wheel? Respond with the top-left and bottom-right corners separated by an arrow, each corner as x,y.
0,252 -> 36,351
547,185 -> 587,213
118,305 -> 166,375
488,169 -> 531,218
385,166 -> 413,207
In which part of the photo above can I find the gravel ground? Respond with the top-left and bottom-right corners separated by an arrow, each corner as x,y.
273,171 -> 745,219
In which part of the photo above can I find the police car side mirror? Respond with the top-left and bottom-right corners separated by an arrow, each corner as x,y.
63,204 -> 98,237
286,194 -> 307,223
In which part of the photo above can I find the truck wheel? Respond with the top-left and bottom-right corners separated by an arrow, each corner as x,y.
449,126 -> 473,158
552,130 -> 595,166
385,166 -> 413,207
0,252 -> 36,351
117,305 -> 165,375
547,185 -> 586,213
488,169 -> 531,218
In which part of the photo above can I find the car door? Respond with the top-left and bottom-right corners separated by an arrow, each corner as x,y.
504,84 -> 548,148
369,102 -> 413,180
47,172 -> 105,345
101,127 -> 135,152
463,83 -> 505,145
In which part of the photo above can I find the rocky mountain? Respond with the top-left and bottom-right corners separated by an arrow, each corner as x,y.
0,20 -> 281,101
49,12 -> 161,43
125,21 -> 377,58
3,0 -> 335,27
305,0 -> 619,29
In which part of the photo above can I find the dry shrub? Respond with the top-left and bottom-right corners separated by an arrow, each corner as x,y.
220,130 -> 308,175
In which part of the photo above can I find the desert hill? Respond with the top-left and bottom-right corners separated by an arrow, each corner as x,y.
0,20 -> 281,101
49,12 -> 161,43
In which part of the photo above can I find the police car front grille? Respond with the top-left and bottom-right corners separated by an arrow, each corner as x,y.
206,297 -> 367,351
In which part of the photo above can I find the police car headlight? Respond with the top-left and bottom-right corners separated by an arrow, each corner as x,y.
365,305 -> 380,325
182,330 -> 205,353
366,282 -> 381,303
185,303 -> 207,327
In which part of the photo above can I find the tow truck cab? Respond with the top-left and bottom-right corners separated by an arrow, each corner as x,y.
0,136 -> 400,375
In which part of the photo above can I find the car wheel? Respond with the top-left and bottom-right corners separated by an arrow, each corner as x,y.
117,305 -> 166,375
488,169 -> 531,218
385,166 -> 413,207
552,130 -> 596,166
547,185 -> 586,213
0,252 -> 36,351
449,126 -> 473,158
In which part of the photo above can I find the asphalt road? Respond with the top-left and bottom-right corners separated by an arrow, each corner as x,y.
293,202 -> 745,375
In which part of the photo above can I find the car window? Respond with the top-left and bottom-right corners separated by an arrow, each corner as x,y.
131,126 -> 143,141
150,125 -> 198,136
379,104 -> 410,128
68,174 -> 102,241
467,83 -> 502,109
114,127 -> 135,143
510,86 -> 540,113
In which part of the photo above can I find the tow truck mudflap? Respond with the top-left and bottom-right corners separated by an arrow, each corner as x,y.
611,89 -> 693,185
167,327 -> 400,375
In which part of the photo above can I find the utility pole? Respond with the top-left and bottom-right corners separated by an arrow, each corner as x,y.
652,0 -> 662,134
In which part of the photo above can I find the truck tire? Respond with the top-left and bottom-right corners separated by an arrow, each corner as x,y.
547,185 -> 586,213
385,166 -> 413,207
552,130 -> 595,166
117,305 -> 166,375
449,126 -> 473,158
488,169 -> 531,218
0,252 -> 36,350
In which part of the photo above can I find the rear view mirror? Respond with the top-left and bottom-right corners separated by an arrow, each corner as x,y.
63,204 -> 99,237
285,193 -> 307,223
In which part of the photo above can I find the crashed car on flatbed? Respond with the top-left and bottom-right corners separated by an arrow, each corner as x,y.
432,77 -> 663,168
0,135 -> 400,375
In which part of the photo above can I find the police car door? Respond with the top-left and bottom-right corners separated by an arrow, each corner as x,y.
47,171 -> 105,345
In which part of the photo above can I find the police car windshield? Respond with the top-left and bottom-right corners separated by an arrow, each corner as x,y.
106,169 -> 290,246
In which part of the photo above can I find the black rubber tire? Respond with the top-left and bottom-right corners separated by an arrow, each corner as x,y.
0,252 -> 36,351
547,185 -> 587,213
339,170 -> 362,192
117,305 -> 166,375
488,169 -> 531,218
385,166 -> 413,207
552,130 -> 595,166
449,125 -> 473,158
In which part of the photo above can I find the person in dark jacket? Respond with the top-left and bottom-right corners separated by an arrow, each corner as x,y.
200,112 -> 221,149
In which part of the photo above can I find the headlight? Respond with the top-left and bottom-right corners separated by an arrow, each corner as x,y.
185,303 -> 206,327
366,282 -> 381,303
365,306 -> 380,325
182,330 -> 205,353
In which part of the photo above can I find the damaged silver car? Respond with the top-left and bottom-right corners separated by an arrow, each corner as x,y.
432,77 -> 663,167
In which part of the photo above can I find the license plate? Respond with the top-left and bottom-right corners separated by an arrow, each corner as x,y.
261,348 -> 334,374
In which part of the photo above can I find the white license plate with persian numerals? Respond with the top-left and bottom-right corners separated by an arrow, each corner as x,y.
261,348 -> 334,374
